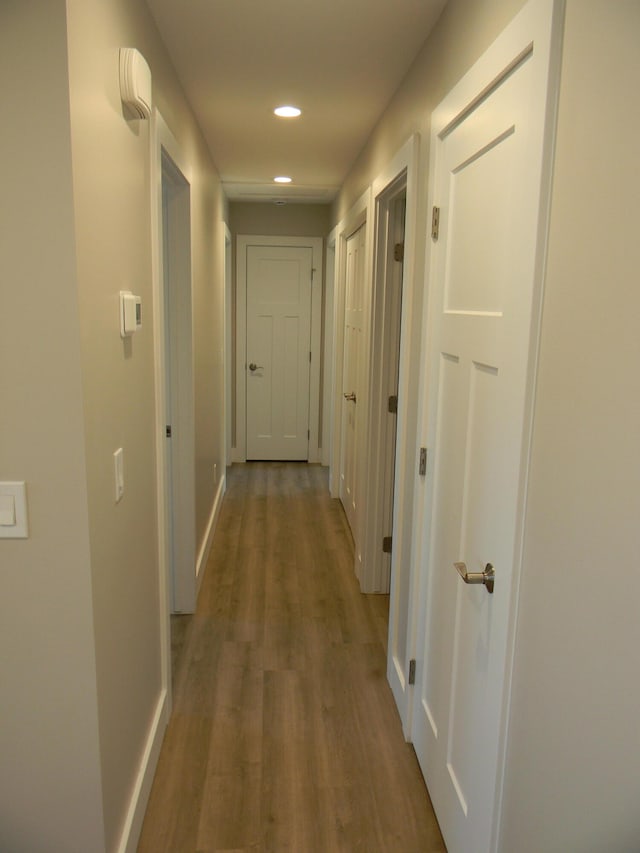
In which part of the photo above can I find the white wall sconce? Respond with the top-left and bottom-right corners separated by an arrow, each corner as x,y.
119,48 -> 152,119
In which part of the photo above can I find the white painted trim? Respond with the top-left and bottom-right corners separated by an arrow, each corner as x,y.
224,225 -> 232,467
322,228 -> 337,467
328,223 -> 343,497
161,152 -> 196,614
362,134 -> 419,596
234,235 -> 324,463
195,471 -> 226,594
150,109 -> 194,721
116,688 -> 169,853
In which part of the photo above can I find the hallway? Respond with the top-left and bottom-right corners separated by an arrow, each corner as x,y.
138,463 -> 446,852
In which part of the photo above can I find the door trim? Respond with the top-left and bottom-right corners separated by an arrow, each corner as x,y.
322,230 -> 337,467
124,108 -> 195,853
224,224 -> 232,467
361,135 -> 420,600
151,110 -> 194,699
161,151 -> 196,614
234,235 -> 323,463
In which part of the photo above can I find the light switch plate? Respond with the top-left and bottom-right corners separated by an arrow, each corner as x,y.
0,481 -> 28,538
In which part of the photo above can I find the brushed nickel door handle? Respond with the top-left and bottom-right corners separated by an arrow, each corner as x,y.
343,392 -> 357,402
248,362 -> 263,372
454,561 -> 495,594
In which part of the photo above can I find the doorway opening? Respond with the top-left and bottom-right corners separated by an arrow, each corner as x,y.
364,179 -> 407,595
161,150 -> 196,617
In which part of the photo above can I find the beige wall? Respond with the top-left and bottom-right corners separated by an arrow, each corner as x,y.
1,0 -> 227,850
501,2 -> 640,849
0,2 -> 105,850
332,0 -> 526,226
229,201 -> 331,238
65,0 -> 227,848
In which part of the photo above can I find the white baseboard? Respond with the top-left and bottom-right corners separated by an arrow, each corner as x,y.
117,687 -> 169,853
196,472 -> 226,595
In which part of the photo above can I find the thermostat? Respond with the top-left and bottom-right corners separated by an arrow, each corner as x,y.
120,291 -> 142,337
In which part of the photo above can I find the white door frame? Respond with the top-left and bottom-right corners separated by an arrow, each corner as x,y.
408,1 -> 564,848
234,235 -> 323,463
126,109 -> 196,853
224,224 -> 232,467
361,135 -> 420,602
160,150 -> 196,615
151,111 -> 196,623
322,230 -> 337,467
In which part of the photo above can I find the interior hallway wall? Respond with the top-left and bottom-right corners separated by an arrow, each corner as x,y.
501,2 -> 640,849
331,0 -> 527,227
65,0 -> 227,847
1,0 -> 228,850
229,201 -> 331,238
0,2 -> 105,850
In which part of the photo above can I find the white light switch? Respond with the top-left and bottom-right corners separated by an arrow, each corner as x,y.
114,448 -> 124,503
0,482 -> 28,538
0,495 -> 16,526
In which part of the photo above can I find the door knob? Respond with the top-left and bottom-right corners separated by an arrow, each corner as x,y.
454,561 -> 495,594
343,392 -> 357,403
248,362 -> 263,372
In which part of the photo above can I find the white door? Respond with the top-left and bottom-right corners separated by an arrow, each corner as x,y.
411,3 -> 559,851
246,244 -> 312,460
339,224 -> 365,537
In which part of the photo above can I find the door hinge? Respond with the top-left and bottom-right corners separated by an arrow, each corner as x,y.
408,659 -> 416,685
165,425 -> 172,438
309,351 -> 312,363
308,429 -> 310,440
388,394 -> 398,414
394,242 -> 404,262
382,536 -> 392,554
431,206 -> 440,241
419,447 -> 427,476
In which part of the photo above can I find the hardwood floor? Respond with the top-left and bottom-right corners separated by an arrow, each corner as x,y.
138,462 -> 446,853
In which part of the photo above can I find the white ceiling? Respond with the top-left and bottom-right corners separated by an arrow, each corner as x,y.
146,0 -> 447,203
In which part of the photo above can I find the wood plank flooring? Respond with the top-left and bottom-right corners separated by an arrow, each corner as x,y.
138,462 -> 446,853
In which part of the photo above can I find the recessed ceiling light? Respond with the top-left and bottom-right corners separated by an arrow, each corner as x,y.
274,176 -> 292,184
274,105 -> 301,118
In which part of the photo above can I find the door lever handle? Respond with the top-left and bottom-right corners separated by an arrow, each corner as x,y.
343,392 -> 357,403
454,561 -> 495,594
248,362 -> 263,372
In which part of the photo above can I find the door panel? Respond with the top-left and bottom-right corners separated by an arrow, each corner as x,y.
246,245 -> 312,460
411,3 -> 559,850
340,225 -> 365,536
